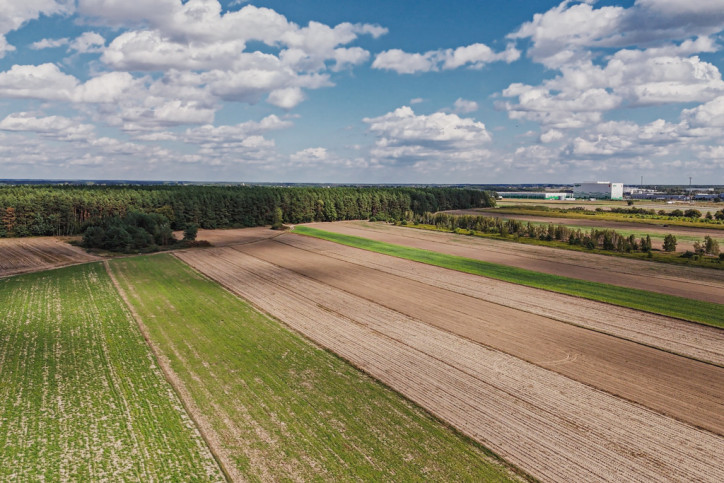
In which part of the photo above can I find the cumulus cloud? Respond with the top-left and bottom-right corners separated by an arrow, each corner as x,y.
363,106 -> 492,166
0,64 -> 79,100
30,37 -> 69,50
453,98 -> 479,114
0,112 -> 95,141
69,31 -> 105,53
0,1 -> 74,56
510,0 -> 724,68
182,114 -> 292,144
373,42 -> 519,74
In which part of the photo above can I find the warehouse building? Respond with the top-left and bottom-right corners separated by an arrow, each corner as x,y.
573,182 -> 624,200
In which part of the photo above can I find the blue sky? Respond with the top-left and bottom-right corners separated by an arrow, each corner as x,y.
0,0 -> 723,184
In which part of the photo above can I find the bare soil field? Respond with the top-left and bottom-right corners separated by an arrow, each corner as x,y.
305,221 -> 724,304
282,233 -> 724,366
230,237 -> 724,435
173,226 -> 281,247
177,246 -> 724,482
0,236 -> 100,278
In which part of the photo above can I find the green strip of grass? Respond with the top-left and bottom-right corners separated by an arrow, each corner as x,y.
0,264 -> 223,481
294,226 -> 724,329
110,254 -> 521,482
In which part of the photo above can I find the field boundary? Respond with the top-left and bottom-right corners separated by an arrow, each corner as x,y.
294,226 -> 724,329
104,261 -> 232,482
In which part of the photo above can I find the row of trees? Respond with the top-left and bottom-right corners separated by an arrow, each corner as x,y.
412,212 -> 707,255
0,185 -> 495,238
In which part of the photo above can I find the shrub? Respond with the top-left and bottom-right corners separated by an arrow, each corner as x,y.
183,223 -> 199,241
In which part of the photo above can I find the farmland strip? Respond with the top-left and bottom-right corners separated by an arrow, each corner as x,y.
0,264 -> 224,480
233,238 -> 724,435
279,233 -> 724,366
177,247 -> 724,482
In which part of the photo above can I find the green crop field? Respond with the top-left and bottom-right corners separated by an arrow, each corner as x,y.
295,226 -> 724,329
0,264 -> 223,481
109,254 -> 520,482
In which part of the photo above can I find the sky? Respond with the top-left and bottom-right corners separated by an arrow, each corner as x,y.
0,0 -> 723,184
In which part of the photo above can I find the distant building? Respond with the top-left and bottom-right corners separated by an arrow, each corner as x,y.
573,182 -> 624,200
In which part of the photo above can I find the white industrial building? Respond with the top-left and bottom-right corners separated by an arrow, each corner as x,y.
573,182 -> 624,200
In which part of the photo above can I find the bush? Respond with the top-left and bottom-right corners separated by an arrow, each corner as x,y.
81,211 -> 176,252
663,234 -> 677,252
183,223 -> 199,241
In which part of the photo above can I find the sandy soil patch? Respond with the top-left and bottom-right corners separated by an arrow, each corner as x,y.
304,221 -> 724,304
0,236 -> 100,278
177,246 -> 724,482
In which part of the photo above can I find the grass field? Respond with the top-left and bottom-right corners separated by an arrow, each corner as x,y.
109,254 -> 520,482
295,226 -> 724,329
0,264 -> 223,481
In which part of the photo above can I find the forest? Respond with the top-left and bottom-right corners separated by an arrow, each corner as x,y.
0,185 -> 494,238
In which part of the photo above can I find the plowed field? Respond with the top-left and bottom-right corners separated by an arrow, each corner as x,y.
282,233 -> 724,366
0,237 -> 99,278
305,221 -> 724,304
177,245 -> 724,482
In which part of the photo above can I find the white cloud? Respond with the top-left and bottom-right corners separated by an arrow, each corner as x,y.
183,114 -> 291,144
511,0 -> 724,68
0,64 -> 79,100
95,3 -> 384,109
0,112 -> 95,141
363,106 -> 492,166
0,35 -> 15,58
30,37 -> 69,50
372,42 -> 519,74
682,96 -> 724,127
69,31 -> 105,53
267,87 -> 306,109
453,98 -> 479,114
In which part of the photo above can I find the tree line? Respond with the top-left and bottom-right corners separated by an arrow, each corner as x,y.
0,185 -> 495,238
412,212 -> 721,257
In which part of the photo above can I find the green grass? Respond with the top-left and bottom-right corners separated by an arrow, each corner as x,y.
109,254 -> 521,482
0,264 -> 224,481
294,226 -> 724,329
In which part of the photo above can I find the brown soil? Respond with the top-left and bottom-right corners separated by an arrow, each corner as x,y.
177,245 -> 724,482
282,233 -> 724,367
304,221 -> 724,304
0,237 -> 100,278
173,227 -> 281,247
230,237 -> 724,436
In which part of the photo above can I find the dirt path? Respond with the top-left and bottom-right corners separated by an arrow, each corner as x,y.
280,233 -> 724,366
177,247 -> 724,482
303,221 -> 724,304
0,236 -> 100,278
